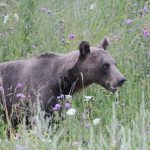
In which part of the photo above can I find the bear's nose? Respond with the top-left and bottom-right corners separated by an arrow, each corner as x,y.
118,78 -> 126,86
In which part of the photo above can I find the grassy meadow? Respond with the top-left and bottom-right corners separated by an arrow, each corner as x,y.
0,0 -> 150,149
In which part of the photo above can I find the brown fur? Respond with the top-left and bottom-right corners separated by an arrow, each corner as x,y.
0,37 -> 126,126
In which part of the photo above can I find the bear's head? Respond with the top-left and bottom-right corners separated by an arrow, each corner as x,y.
70,37 -> 126,92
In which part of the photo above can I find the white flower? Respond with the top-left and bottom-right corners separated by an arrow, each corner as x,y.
84,96 -> 94,102
14,13 -> 19,21
41,139 -> 52,143
3,14 -> 9,24
90,3 -> 97,10
93,118 -> 101,125
66,108 -> 76,116
65,94 -> 72,101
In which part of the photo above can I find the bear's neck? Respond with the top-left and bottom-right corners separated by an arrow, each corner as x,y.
60,72 -> 91,95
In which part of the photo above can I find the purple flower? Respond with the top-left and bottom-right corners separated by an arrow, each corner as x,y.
16,145 -> 28,150
65,103 -> 71,109
145,52 -> 150,58
85,123 -> 90,128
0,86 -> 3,92
57,94 -> 65,100
143,31 -> 150,38
143,29 -> 150,38
68,34 -> 75,39
143,5 -> 149,13
16,93 -> 26,98
53,104 -> 61,111
16,83 -> 23,88
126,19 -> 133,25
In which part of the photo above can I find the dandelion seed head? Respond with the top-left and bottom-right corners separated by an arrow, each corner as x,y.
93,118 -> 101,125
14,13 -> 19,21
66,108 -> 76,116
3,14 -> 9,24
90,3 -> 97,10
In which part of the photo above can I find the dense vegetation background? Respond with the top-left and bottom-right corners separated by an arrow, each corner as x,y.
0,0 -> 150,149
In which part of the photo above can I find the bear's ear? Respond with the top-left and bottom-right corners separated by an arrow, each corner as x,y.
79,41 -> 90,59
98,37 -> 109,50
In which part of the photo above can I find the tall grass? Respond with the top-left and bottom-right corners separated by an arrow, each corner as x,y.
0,0 -> 150,149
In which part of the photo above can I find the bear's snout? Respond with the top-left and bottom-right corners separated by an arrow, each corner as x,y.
118,78 -> 126,86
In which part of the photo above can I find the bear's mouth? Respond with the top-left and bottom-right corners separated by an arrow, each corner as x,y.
107,84 -> 118,92
108,86 -> 117,92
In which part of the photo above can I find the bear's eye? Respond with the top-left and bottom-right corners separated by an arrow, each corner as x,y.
102,63 -> 110,70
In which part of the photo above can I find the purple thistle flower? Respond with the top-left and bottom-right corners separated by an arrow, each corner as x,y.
0,86 -> 3,92
85,123 -> 90,128
68,34 -> 75,39
126,19 -> 133,25
16,83 -> 23,88
57,94 -> 65,100
143,5 -> 149,13
53,104 -> 61,111
143,29 -> 150,38
65,103 -> 71,109
16,93 -> 26,98
145,52 -> 150,58
16,145 -> 28,150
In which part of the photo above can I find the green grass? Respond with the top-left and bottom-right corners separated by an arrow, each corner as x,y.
0,0 -> 150,149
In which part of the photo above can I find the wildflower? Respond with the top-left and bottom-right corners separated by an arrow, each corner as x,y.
41,139 -> 52,143
133,3 -> 138,6
68,34 -> 75,40
60,38 -> 65,44
57,94 -> 65,100
0,32 -> 6,38
82,112 -> 86,119
40,7 -> 47,12
0,86 -> 3,92
65,102 -> 71,109
16,83 -> 23,88
84,96 -> 94,102
14,13 -> 19,21
16,93 -> 26,98
72,141 -> 82,147
66,108 -> 76,116
47,10 -> 52,16
53,104 -> 61,111
3,14 -> 9,24
143,29 -> 150,38
16,145 -> 28,150
125,19 -> 133,25
143,5 -> 149,13
85,123 -> 90,128
145,52 -> 150,58
65,95 -> 72,101
32,45 -> 36,49
93,118 -> 101,125
90,3 -> 97,10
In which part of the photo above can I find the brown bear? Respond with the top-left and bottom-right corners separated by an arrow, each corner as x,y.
0,37 -> 126,126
